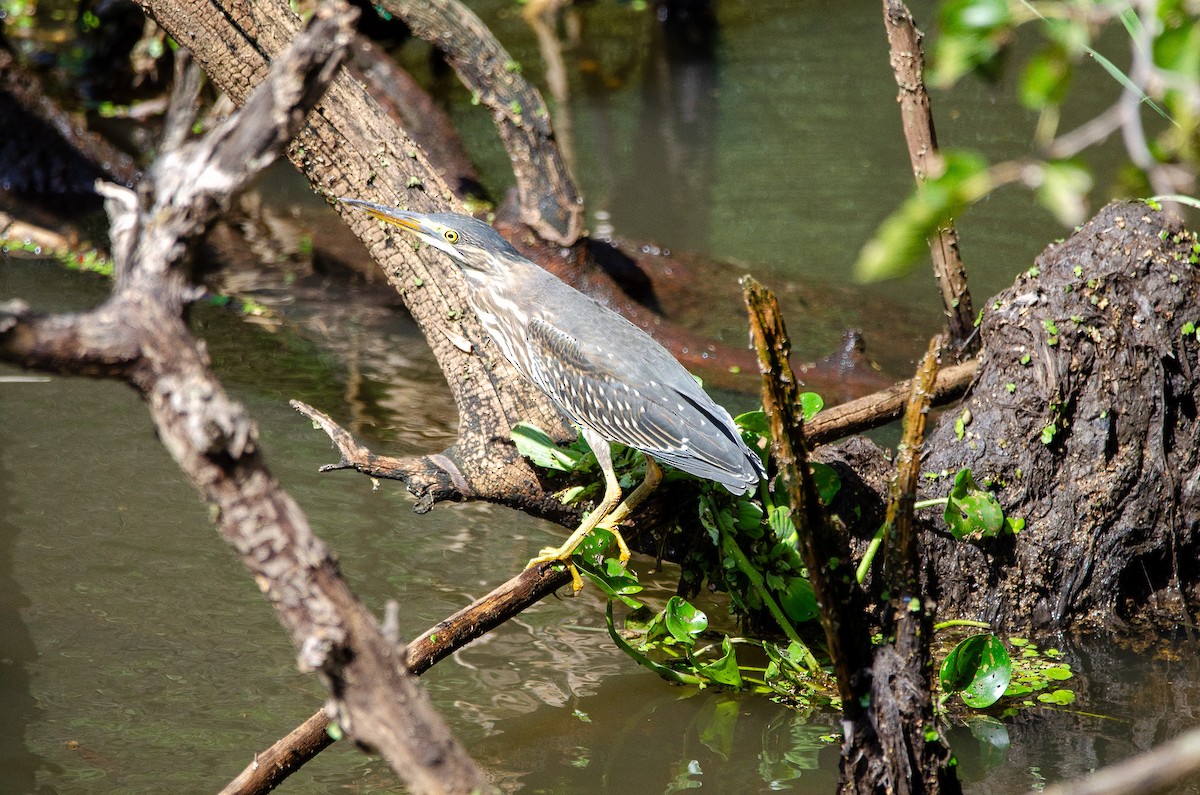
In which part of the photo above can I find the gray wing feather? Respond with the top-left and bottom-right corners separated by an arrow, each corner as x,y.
524,317 -> 762,493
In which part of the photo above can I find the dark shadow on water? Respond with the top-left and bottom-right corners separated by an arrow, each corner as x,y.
0,437 -> 58,793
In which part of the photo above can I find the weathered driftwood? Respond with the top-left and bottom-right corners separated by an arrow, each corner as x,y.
1,6 -> 492,793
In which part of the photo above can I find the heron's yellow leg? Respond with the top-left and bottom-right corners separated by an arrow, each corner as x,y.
596,455 -> 662,562
526,429 -> 624,591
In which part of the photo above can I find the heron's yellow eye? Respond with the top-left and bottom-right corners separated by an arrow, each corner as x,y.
444,229 -> 459,244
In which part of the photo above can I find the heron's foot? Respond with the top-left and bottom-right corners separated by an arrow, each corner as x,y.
595,520 -> 632,563
526,546 -> 585,592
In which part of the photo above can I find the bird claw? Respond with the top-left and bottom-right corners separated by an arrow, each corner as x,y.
526,548 -> 585,592
595,522 -> 633,563
525,526 -> 633,592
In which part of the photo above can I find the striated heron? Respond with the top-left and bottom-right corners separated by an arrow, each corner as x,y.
340,199 -> 765,589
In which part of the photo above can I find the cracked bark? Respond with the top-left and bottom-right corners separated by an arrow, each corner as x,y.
1,6 -> 492,792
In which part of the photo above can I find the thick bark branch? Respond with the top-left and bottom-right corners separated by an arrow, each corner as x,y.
2,6 -> 493,793
137,0 -> 572,516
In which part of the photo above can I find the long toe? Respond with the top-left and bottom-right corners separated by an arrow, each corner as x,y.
525,550 -> 584,591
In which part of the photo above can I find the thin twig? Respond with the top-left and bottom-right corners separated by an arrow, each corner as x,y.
882,0 -> 978,356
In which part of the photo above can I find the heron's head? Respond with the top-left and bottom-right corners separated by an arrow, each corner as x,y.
338,198 -> 520,276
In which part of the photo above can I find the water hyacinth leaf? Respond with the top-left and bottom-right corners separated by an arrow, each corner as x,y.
810,462 -> 842,505
664,596 -> 708,644
575,526 -> 616,561
735,499 -> 765,533
944,468 -> 1006,540
605,603 -> 698,685
799,392 -> 824,422
511,422 -> 585,471
695,636 -> 744,688
780,577 -> 819,624
576,547 -> 644,610
735,409 -> 770,442
768,504 -> 797,544
940,633 -> 1012,708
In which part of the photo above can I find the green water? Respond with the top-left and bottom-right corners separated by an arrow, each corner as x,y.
3,1 -> 1198,793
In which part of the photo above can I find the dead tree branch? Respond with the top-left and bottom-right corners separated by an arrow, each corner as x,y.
137,0 -> 573,519
222,563 -> 574,795
1,5 -> 492,792
745,276 -> 960,793
862,337 -> 960,794
882,0 -> 978,357
382,0 -> 585,245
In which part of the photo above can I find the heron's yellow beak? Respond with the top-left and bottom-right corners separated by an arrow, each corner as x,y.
336,198 -> 423,234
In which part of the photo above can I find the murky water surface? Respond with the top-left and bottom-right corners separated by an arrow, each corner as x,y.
3,2 -> 1198,793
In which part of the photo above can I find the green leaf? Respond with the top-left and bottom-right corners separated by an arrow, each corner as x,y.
940,0 -> 1011,32
931,0 -> 1014,86
694,636 -> 744,688
779,577 -> 819,624
799,392 -> 825,422
664,596 -> 708,644
734,499 -> 764,532
854,151 -> 990,282
943,468 -> 1005,540
768,504 -> 797,544
939,633 -> 1012,708
576,548 -> 644,609
735,409 -> 770,442
1020,48 -> 1072,110
1154,20 -> 1200,78
810,462 -> 842,505
1040,422 -> 1057,445
1037,688 -> 1076,706
511,423 -> 584,472
604,602 -> 700,686
1043,665 -> 1073,681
